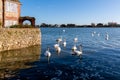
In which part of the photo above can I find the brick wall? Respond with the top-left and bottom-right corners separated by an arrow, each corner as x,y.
0,0 -> 2,28
4,0 -> 21,27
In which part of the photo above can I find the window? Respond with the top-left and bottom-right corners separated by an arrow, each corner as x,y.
6,2 -> 10,12
5,1 -> 18,13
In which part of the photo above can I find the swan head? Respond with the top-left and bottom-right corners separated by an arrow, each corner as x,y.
63,40 -> 67,47
72,45 -> 77,52
74,37 -> 78,43
80,44 -> 82,47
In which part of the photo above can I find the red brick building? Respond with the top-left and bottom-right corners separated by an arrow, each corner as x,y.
0,0 -> 21,27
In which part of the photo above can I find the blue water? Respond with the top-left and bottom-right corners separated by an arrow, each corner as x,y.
4,28 -> 120,80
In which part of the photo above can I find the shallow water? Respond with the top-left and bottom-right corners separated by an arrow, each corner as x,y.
1,28 -> 120,80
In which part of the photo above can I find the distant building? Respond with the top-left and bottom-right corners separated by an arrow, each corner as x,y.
91,23 -> 96,27
0,0 -> 21,28
108,22 -> 117,27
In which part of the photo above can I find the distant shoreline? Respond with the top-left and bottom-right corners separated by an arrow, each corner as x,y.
39,23 -> 120,28
39,26 -> 120,28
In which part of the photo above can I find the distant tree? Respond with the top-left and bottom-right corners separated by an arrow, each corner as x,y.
96,23 -> 104,27
117,24 -> 120,27
48,24 -> 53,27
86,25 -> 92,27
54,24 -> 58,27
67,24 -> 76,27
60,24 -> 66,27
40,23 -> 48,27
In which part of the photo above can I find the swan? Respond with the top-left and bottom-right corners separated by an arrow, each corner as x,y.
54,43 -> 61,54
98,33 -> 100,37
74,36 -> 78,43
63,39 -> 67,47
63,29 -> 66,32
92,31 -> 97,37
72,44 -> 77,52
105,33 -> 109,40
44,47 -> 51,63
93,31 -> 96,34
92,32 -> 94,37
56,46 -> 61,55
56,36 -> 62,43
54,43 -> 59,49
72,45 -> 82,56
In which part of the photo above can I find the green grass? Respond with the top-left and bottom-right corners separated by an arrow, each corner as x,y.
10,25 -> 34,28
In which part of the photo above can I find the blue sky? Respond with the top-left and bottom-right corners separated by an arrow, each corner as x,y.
20,0 -> 120,25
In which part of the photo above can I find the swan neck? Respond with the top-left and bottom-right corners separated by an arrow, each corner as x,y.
79,46 -> 82,51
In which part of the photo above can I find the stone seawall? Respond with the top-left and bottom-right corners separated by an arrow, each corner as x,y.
0,28 -> 41,52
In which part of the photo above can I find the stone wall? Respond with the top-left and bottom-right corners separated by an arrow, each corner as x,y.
0,28 -> 41,52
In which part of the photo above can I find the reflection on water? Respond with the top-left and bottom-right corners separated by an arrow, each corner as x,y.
0,45 -> 41,79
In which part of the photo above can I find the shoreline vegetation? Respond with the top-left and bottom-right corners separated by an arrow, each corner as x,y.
38,22 -> 120,28
7,24 -> 120,28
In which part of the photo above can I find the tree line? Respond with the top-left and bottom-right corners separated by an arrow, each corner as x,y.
38,22 -> 120,28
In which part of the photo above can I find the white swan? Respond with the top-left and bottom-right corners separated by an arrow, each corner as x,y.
93,31 -> 96,34
63,39 -> 67,47
92,31 -> 96,37
56,36 -> 62,43
54,43 -> 59,49
91,32 -> 95,37
105,33 -> 109,40
72,44 -> 77,52
54,43 -> 61,55
44,47 -> 51,63
74,36 -> 78,43
72,45 -> 82,56
63,29 -> 66,32
56,46 -> 61,55
98,33 -> 100,37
